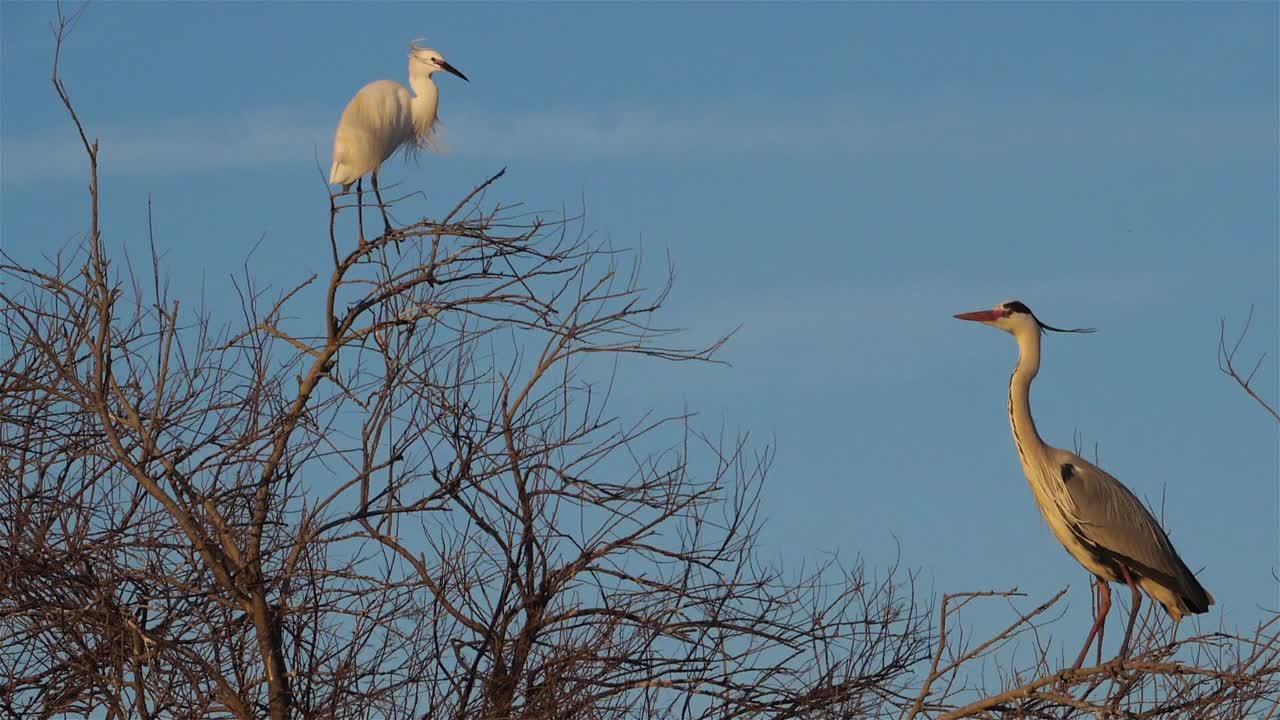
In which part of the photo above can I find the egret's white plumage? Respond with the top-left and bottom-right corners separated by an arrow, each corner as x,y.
330,41 -> 468,236
330,79 -> 423,189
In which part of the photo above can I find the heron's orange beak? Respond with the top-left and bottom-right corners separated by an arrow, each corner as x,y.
954,309 -> 1002,322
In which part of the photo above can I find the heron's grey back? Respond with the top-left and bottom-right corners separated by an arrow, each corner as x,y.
1051,448 -> 1211,612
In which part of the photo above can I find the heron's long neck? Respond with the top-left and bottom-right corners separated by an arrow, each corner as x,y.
1008,331 -> 1048,466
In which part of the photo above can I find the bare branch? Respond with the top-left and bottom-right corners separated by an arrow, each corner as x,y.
1219,306 -> 1279,422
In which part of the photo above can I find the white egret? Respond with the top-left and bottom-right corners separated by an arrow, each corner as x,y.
330,40 -> 469,240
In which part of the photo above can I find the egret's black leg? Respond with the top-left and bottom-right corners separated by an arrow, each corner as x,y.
1118,565 -> 1142,660
356,177 -> 366,245
371,170 -> 392,236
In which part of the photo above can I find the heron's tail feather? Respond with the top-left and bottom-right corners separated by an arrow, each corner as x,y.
1176,556 -> 1214,614
1186,578 -> 1214,613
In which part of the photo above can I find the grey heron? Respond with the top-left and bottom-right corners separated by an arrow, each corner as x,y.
955,300 -> 1213,668
330,40 -> 468,241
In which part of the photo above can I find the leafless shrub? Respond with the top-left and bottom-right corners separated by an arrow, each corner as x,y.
0,11 -> 927,719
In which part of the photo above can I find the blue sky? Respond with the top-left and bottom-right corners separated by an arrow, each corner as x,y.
3,2 -> 1276,659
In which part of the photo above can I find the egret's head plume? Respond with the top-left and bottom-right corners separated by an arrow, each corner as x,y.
407,39 -> 469,83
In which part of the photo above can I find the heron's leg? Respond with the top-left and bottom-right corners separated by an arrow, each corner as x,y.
371,170 -> 392,235
356,177 -> 366,245
1095,581 -> 1106,666
1117,564 -> 1142,660
1072,577 -> 1110,669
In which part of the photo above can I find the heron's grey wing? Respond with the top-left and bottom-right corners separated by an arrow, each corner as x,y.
1052,449 -> 1205,602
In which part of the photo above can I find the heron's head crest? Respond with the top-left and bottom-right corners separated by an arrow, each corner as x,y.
955,300 -> 1095,336
1003,300 -> 1095,335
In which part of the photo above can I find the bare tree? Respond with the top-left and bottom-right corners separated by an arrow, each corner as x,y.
1,11 -> 927,719
4,9 -> 1277,720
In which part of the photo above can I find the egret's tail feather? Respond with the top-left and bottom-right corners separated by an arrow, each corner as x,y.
330,160 -> 357,188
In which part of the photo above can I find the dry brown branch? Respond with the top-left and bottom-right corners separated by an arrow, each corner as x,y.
1218,306 -> 1279,423
907,586 -> 1279,719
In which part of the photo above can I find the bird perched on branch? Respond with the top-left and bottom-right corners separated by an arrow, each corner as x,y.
330,40 -> 469,241
955,300 -> 1213,669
